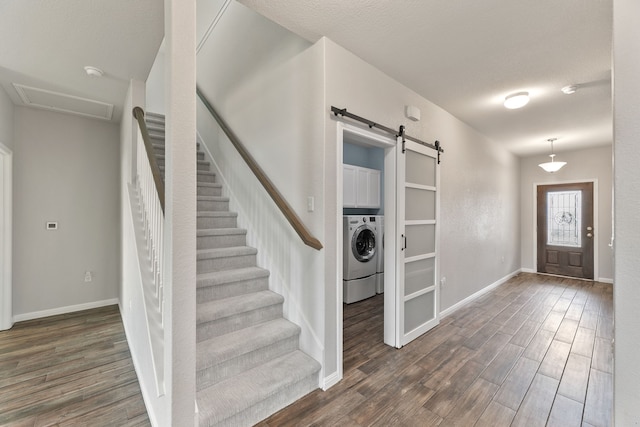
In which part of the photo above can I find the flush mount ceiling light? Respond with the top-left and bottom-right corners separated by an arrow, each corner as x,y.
84,66 -> 104,77
504,91 -> 530,109
538,138 -> 567,173
561,85 -> 578,95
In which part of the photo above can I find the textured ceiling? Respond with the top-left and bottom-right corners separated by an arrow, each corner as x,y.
239,0 -> 613,156
0,0 -> 163,123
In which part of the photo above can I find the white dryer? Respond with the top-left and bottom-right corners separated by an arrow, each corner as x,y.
374,216 -> 384,294
343,216 -> 377,304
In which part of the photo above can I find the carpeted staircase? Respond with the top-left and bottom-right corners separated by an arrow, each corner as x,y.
145,112 -> 320,427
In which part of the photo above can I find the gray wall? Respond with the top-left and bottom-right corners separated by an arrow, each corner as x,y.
520,145 -> 613,281
0,87 -> 13,149
13,107 -> 120,316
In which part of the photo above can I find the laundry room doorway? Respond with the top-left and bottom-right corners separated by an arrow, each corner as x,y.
337,122 -> 397,381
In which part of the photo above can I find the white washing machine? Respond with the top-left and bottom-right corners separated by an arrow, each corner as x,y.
374,216 -> 384,294
343,216 -> 377,303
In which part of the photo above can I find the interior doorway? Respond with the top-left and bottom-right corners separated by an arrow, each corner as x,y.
537,182 -> 595,279
336,122 -> 396,384
0,142 -> 13,330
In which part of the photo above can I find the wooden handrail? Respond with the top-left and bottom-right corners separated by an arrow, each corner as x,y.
132,107 -> 165,213
196,87 -> 323,251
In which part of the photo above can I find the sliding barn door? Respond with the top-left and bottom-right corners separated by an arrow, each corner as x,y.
394,139 -> 439,347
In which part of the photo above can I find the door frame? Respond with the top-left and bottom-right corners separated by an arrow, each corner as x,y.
335,122 -> 396,386
532,179 -> 598,281
0,141 -> 13,330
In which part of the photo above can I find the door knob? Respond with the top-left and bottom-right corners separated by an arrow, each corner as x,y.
587,226 -> 593,231
587,233 -> 593,238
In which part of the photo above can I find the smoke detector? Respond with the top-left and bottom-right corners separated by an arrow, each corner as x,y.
84,66 -> 104,77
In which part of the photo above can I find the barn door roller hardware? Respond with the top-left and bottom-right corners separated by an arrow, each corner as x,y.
331,106 -> 444,162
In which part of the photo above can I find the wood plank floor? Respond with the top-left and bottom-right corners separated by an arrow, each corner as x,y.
258,273 -> 613,426
0,305 -> 150,427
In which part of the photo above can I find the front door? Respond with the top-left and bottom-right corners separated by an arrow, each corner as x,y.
537,182 -> 594,279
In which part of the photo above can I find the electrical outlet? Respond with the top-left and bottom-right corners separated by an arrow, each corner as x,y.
440,276 -> 446,287
84,271 -> 92,282
307,196 -> 315,212
501,256 -> 505,263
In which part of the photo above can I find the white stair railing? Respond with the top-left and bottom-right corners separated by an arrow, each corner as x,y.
136,126 -> 165,323
132,107 -> 166,395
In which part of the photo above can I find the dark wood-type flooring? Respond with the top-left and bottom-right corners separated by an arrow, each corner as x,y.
0,305 -> 150,426
259,273 -> 613,426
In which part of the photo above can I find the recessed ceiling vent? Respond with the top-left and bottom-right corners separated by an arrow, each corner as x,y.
12,83 -> 114,121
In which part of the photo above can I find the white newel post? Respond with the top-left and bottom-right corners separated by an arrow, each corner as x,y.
163,0 -> 197,424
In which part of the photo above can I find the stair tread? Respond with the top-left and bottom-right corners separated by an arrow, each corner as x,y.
197,266 -> 269,288
197,350 -> 320,425
197,182 -> 222,188
196,318 -> 299,371
197,228 -> 246,237
198,195 -> 229,201
145,112 -> 164,119
156,154 -> 208,164
197,290 -> 283,323
197,211 -> 237,218
197,246 -> 257,259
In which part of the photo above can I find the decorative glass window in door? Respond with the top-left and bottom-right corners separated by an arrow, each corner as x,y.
547,191 -> 581,247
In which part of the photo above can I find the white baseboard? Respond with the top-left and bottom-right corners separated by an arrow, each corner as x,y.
598,277 -> 614,284
13,298 -> 119,322
520,267 -> 536,273
322,371 -> 341,391
440,270 -> 521,319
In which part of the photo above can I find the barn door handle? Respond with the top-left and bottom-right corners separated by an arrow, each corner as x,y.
401,234 -> 407,251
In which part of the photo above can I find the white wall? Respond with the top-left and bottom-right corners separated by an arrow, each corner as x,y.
323,37 -> 521,376
613,0 -> 640,422
520,145 -> 613,281
196,2 -> 326,375
0,87 -> 13,149
13,107 -> 119,318
146,42 -> 166,115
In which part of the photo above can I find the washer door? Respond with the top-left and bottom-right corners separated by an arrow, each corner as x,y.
351,224 -> 376,262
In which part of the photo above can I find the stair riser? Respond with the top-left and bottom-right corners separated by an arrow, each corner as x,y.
197,216 -> 237,229
157,159 -> 210,172
198,173 -> 217,183
197,186 -> 222,197
197,304 -> 283,342
197,234 -> 246,250
198,200 -> 229,211
210,374 -> 318,427
197,253 -> 256,274
197,277 -> 269,303
196,335 -> 299,391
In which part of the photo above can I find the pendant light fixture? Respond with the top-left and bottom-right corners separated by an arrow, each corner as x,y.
538,138 -> 566,173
